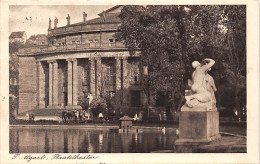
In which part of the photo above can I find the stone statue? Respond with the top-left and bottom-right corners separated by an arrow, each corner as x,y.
48,18 -> 51,30
177,58 -> 221,144
184,58 -> 216,111
87,93 -> 93,108
54,17 -> 58,28
83,12 -> 87,22
66,14 -> 70,26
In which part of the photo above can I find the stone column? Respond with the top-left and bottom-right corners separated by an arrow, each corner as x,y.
90,58 -> 96,96
122,57 -> 128,105
66,58 -> 81,109
67,59 -> 73,106
96,57 -> 101,97
115,57 -> 122,108
48,61 -> 53,107
115,57 -> 122,91
72,59 -> 78,106
53,60 -> 59,107
37,61 -> 46,109
36,61 -> 40,109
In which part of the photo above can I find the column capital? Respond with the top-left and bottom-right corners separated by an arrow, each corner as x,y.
90,57 -> 101,61
96,56 -> 102,60
115,56 -> 121,60
90,52 -> 103,58
116,56 -> 128,60
66,58 -> 77,62
47,60 -> 57,63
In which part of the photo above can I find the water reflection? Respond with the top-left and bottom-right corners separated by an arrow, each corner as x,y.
10,127 -> 176,153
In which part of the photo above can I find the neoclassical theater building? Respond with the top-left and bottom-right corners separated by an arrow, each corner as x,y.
18,6 -> 147,115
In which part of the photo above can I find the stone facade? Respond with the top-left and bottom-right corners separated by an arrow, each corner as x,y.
18,6 -> 146,115
19,56 -> 37,113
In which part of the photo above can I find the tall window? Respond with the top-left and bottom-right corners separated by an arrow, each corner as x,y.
106,63 -> 115,85
132,66 -> 139,84
131,91 -> 141,107
83,64 -> 89,85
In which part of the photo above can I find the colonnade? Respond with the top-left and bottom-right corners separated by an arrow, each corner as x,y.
37,56 -> 129,109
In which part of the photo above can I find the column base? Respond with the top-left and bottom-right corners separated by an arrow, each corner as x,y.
47,105 -> 63,109
65,105 -> 82,110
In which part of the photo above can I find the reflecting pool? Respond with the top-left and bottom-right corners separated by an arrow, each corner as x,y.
10,127 -> 177,153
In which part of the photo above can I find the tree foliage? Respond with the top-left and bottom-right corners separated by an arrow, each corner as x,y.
116,5 -> 246,116
9,41 -> 24,73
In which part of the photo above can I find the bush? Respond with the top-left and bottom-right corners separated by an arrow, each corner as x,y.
79,96 -> 89,110
90,98 -> 107,118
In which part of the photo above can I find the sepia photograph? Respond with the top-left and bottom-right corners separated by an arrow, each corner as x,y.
1,1 -> 259,163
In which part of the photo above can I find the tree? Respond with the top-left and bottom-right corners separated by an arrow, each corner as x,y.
117,6 -> 187,116
221,6 -> 246,119
92,61 -> 124,115
116,5 -> 246,118
192,6 -> 246,117
9,41 -> 25,118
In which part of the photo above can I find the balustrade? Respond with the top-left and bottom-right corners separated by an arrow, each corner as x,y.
48,23 -> 120,36
22,42 -> 126,55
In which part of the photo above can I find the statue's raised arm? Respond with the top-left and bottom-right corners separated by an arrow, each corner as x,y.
201,58 -> 215,71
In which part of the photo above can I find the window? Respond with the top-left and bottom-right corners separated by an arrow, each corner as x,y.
10,78 -> 17,85
82,64 -> 89,85
106,63 -> 115,85
109,39 -> 114,46
134,76 -> 138,82
132,66 -> 139,84
156,91 -> 167,107
131,91 -> 141,107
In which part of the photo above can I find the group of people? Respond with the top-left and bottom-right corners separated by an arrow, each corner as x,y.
60,110 -> 90,123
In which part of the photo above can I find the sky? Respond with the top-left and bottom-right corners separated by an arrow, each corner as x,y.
9,5 -> 114,38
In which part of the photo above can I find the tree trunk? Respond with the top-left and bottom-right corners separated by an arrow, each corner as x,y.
147,86 -> 150,118
234,88 -> 241,121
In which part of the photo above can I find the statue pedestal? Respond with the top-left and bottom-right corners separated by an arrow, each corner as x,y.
175,110 -> 221,145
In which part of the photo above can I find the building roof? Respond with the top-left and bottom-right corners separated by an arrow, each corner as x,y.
66,12 -> 121,28
119,115 -> 133,121
54,6 -> 123,29
98,5 -> 123,16
86,12 -> 121,24
9,31 -> 26,39
28,34 -> 47,41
